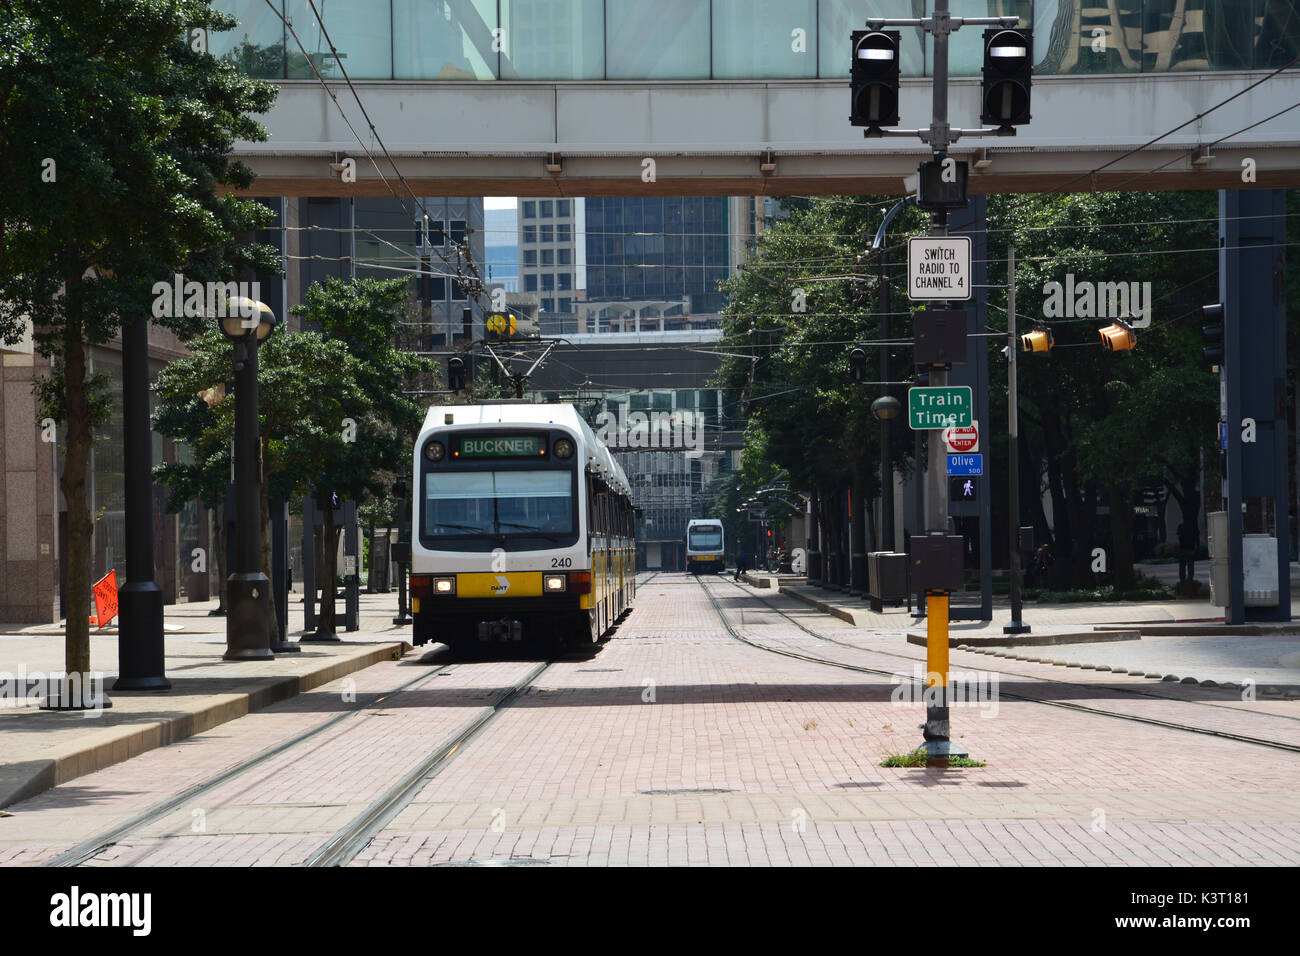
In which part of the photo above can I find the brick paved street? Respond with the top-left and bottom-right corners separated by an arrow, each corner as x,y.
2,574 -> 1297,867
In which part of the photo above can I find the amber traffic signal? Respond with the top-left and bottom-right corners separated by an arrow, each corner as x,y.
1021,329 -> 1053,353
1098,323 -> 1136,351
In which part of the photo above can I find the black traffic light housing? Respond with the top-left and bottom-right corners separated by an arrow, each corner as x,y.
950,476 -> 978,503
1202,303 -> 1225,366
447,355 -> 467,391
980,28 -> 1033,130
850,30 -> 901,133
849,346 -> 867,383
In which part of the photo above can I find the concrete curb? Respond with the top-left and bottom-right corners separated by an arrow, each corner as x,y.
906,630 -> 1142,648
777,586 -> 870,625
1094,623 -> 1300,636
0,641 -> 409,810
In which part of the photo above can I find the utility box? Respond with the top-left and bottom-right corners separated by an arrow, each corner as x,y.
914,310 -> 968,367
868,551 -> 909,610
1243,533 -> 1279,607
910,534 -> 964,593
1018,526 -> 1034,555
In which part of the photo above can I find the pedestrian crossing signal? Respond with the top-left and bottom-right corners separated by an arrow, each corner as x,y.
950,476 -> 977,502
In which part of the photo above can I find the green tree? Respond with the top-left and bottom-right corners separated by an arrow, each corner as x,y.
290,277 -> 433,638
0,2 -> 277,680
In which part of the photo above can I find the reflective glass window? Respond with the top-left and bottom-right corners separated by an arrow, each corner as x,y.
542,273 -> 555,291
1142,0 -> 1253,72
392,0 -> 498,80
542,297 -> 555,311
450,220 -> 467,245
559,297 -> 572,312
558,273 -> 572,290
558,248 -> 572,265
542,249 -> 554,265
522,201 -> 536,218
556,199 -> 571,216
713,0 -> 817,79
1033,0 -> 1141,75
540,200 -> 554,217
500,0 -> 605,79
284,0 -> 392,79
541,224 -> 554,242
818,1 -> 927,78
523,225 -> 537,244
430,220 -> 446,246
430,276 -> 447,300
524,249 -> 537,266
557,223 -> 572,243
525,274 -> 538,291
606,0 -> 710,79
211,0 -> 286,78
1255,0 -> 1300,69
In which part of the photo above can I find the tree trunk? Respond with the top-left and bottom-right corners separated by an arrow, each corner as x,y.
61,324 -> 93,678
317,491 -> 339,637
1107,483 -> 1138,591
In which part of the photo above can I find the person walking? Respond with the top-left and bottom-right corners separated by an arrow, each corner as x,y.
734,547 -> 748,581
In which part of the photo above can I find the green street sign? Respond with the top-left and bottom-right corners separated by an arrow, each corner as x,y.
908,386 -> 973,429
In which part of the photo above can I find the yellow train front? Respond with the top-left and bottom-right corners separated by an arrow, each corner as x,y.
408,403 -> 636,656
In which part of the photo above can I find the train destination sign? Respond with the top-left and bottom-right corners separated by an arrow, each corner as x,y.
907,236 -> 972,301
456,435 -> 544,458
908,386 -> 973,429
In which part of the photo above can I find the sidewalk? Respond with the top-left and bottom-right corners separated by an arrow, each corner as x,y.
0,591 -> 411,808
745,577 -> 1300,694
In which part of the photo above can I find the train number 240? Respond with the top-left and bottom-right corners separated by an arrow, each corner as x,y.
551,557 -> 572,568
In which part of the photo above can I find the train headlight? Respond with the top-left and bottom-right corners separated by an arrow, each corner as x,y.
544,574 -> 567,592
554,438 -> 575,459
433,576 -> 456,594
425,441 -> 446,462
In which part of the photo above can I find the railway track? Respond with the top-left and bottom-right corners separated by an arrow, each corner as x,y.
699,576 -> 1300,755
43,657 -> 552,868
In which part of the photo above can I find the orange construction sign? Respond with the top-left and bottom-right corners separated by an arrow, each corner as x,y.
91,570 -> 118,629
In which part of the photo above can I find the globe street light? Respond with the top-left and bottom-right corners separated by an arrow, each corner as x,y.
220,297 -> 279,660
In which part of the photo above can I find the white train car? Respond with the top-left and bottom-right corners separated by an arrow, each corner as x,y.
409,402 -> 635,655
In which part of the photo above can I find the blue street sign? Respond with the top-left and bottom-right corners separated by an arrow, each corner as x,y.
947,453 -> 983,476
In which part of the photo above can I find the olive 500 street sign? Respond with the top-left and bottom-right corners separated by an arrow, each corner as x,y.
908,386 -> 973,429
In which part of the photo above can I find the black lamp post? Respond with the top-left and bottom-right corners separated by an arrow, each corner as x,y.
219,297 -> 279,661
871,394 -> 902,553
114,316 -> 170,692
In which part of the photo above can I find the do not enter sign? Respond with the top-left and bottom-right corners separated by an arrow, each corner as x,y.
943,421 -> 979,453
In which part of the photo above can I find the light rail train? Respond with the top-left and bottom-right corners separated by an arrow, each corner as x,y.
686,518 -> 726,573
409,402 -> 636,655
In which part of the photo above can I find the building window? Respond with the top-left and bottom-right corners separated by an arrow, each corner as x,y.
556,199 -> 570,217
558,273 -> 572,290
450,220 -> 467,245
540,224 -> 554,243
558,248 -> 572,265
522,201 -> 536,218
430,220 -> 446,246
541,298 -> 554,312
541,249 -> 554,266
541,273 -> 555,291
557,223 -> 572,243
558,297 -> 572,313
525,274 -> 538,292
523,225 -> 537,244
452,278 -> 469,300
540,200 -> 553,217
523,249 -> 537,266
430,277 -> 446,300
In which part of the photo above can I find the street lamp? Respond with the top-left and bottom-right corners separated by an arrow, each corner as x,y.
220,296 -> 280,661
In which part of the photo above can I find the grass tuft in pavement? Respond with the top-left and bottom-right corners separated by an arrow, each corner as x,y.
881,751 -> 987,768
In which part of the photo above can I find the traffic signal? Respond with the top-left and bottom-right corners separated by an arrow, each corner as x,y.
849,346 -> 867,383
1202,304 -> 1224,366
850,30 -> 901,132
980,29 -> 1033,129
447,355 -> 467,391
1021,328 -> 1053,353
1098,323 -> 1136,351
949,476 -> 978,502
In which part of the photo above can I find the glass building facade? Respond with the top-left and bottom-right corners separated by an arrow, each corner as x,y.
585,197 -> 729,315
212,1 -> 1300,80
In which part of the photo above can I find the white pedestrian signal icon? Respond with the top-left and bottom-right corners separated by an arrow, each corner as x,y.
949,477 -> 978,502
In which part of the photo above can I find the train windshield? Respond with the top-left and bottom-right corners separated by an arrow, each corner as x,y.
424,470 -> 573,537
688,526 -> 723,550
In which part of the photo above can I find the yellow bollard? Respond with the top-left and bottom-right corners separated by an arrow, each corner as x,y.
926,591 -> 949,690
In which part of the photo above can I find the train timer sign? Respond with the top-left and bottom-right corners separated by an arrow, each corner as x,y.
908,386 -> 973,430
907,236 -> 971,301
